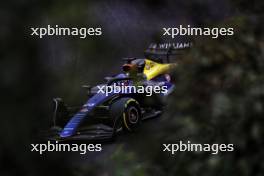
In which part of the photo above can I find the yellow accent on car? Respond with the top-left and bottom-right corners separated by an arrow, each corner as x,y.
125,99 -> 133,108
123,112 -> 131,131
143,59 -> 176,80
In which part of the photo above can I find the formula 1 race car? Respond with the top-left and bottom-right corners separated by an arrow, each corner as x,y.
48,43 -> 190,141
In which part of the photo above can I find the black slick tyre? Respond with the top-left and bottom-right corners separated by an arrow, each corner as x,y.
110,97 -> 141,135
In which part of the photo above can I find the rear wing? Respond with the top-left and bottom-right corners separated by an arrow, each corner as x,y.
144,42 -> 192,63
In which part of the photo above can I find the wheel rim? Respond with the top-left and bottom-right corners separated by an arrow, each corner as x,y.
128,107 -> 139,124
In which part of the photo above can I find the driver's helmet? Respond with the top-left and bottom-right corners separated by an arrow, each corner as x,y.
122,59 -> 145,73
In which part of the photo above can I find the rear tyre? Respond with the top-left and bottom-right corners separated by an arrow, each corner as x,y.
52,98 -> 69,127
110,98 -> 141,135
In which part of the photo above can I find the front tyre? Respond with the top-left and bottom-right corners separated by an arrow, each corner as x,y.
110,98 -> 141,134
52,98 -> 69,127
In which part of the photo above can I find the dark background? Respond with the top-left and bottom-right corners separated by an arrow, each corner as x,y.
0,0 -> 263,175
